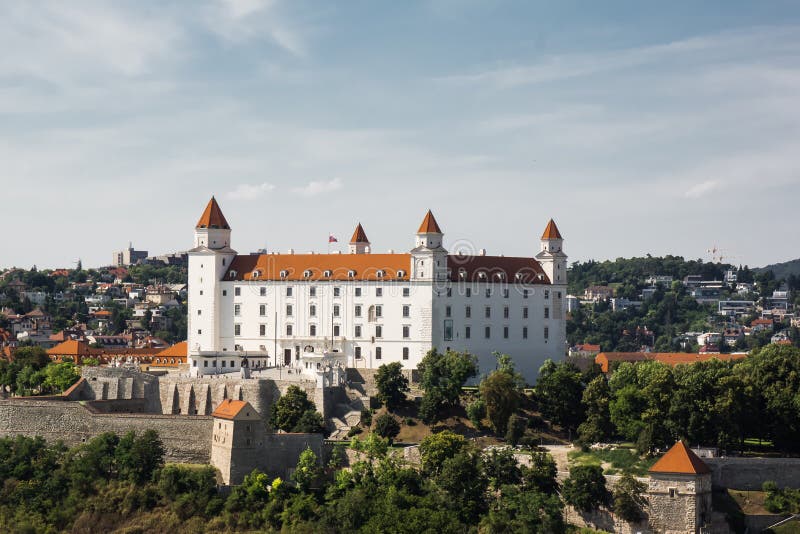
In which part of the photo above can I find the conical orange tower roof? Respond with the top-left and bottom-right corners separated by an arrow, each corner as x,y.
541,219 -> 562,240
649,441 -> 711,475
196,197 -> 230,230
417,210 -> 442,234
350,223 -> 370,244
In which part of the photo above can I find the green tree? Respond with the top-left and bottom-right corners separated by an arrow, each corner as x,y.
466,398 -> 486,428
536,360 -> 585,432
292,447 -> 323,493
480,354 -> 523,435
375,362 -> 409,411
577,375 -> 613,444
373,413 -> 401,443
270,385 -> 321,433
114,429 -> 165,483
435,450 -> 487,523
418,349 -> 477,423
562,465 -> 610,513
613,473 -> 648,522
43,362 -> 80,393
419,430 -> 467,476
481,485 -> 565,534
522,452 -> 559,494
483,447 -> 521,490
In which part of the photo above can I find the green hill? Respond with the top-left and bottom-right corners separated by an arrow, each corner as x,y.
755,258 -> 800,281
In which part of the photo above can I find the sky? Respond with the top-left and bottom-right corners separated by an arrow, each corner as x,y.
2,0 -> 800,269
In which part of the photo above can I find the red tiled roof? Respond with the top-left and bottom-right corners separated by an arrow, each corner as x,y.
156,341 -> 187,358
417,210 -> 442,234
212,399 -> 250,420
225,253 -> 551,284
350,223 -> 370,244
650,441 -> 711,475
595,352 -> 748,373
196,197 -> 230,230
577,344 -> 601,352
541,219 -> 563,240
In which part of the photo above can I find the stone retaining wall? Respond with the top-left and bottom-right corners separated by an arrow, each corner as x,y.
705,457 -> 800,490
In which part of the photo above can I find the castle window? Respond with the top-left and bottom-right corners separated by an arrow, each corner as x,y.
523,327 -> 528,339
485,287 -> 491,298
260,324 -> 266,336
286,286 -> 293,296
280,270 -> 288,279
445,305 -> 451,318
348,270 -> 356,278
544,307 -> 549,319
252,270 -> 261,278
200,290 -> 203,295
310,324 -> 317,336
234,304 -> 240,316
504,306 -> 509,319
333,305 -> 340,317
334,286 -> 341,297
523,289 -> 529,299
403,287 -> 410,297
544,290 -> 550,299
397,270 -> 406,278
222,290 -> 227,296
376,270 -> 385,279
485,326 -> 491,339
234,324 -> 241,336
466,287 -> 472,297
544,327 -> 549,339
204,361 -> 208,367
333,325 -> 340,337
375,347 -> 382,359
231,360 -> 234,367
375,325 -> 383,338
376,287 -> 383,297
234,287 -> 241,296
523,307 -> 529,319
304,270 -> 312,278
485,306 -> 491,318
465,326 -> 471,339
198,329 -> 202,335
503,288 -> 509,298
229,271 -> 237,279
324,270 -> 332,278
221,360 -> 226,367
286,304 -> 293,316
669,488 -> 676,498
443,320 -> 453,341
355,325 -> 362,338
466,305 -> 471,318
286,324 -> 293,336
260,304 -> 266,316
376,305 -> 383,318
402,305 -> 410,318
503,326 -> 509,339
403,347 -> 409,360
197,310 -> 202,315
310,304 -> 317,317
260,287 -> 266,296
309,286 -> 316,297
403,325 -> 410,338
355,305 -> 362,317
355,287 -> 362,296
446,288 -> 452,297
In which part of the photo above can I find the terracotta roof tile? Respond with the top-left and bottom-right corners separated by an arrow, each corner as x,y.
417,210 -> 442,234
156,341 -> 187,358
448,255 -> 550,284
227,253 -> 411,281
350,223 -> 370,244
196,197 -> 230,230
541,219 -> 563,240
650,441 -> 711,475
212,399 -> 250,420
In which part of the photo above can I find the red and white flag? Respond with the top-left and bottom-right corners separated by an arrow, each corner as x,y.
329,235 -> 338,243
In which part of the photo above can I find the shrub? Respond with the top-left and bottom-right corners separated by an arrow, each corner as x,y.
562,465 -> 611,512
405,417 -> 416,426
360,409 -> 372,427
505,414 -> 528,445
466,398 -> 486,428
613,473 -> 647,522
373,413 -> 401,443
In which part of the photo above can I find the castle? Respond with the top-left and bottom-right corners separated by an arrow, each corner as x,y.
187,197 -> 568,383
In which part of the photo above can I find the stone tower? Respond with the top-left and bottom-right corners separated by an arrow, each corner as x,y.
210,399 -> 265,485
411,210 -> 447,282
647,441 -> 713,534
187,197 -> 237,375
349,223 -> 370,254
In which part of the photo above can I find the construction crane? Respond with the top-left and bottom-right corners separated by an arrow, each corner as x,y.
706,245 -> 738,264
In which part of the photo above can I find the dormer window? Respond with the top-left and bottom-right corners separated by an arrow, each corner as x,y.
303,270 -> 312,278
280,270 -> 288,279
323,269 -> 332,278
252,270 -> 260,278
376,270 -> 385,279
229,270 -> 237,279
496,273 -> 505,281
397,269 -> 406,278
459,269 -> 467,278
515,272 -> 523,280
348,270 -> 356,278
478,272 -> 487,280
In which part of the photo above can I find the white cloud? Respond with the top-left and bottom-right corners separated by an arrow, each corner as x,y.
684,180 -> 720,199
291,178 -> 343,196
226,182 -> 276,200
206,0 -> 306,56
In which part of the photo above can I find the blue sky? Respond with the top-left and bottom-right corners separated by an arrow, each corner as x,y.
2,0 -> 799,268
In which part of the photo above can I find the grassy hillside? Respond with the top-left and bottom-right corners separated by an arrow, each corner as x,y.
756,258 -> 800,281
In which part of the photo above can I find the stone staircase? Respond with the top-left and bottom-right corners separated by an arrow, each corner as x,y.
327,388 -> 371,440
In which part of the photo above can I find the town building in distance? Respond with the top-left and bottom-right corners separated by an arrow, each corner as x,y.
187,197 -> 567,383
112,243 -> 148,267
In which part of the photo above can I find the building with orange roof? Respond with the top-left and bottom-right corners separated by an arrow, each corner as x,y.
47,339 -> 186,367
186,197 -> 568,384
647,441 -> 713,533
595,351 -> 748,373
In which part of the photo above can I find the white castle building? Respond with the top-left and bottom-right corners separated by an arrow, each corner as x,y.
187,197 -> 567,383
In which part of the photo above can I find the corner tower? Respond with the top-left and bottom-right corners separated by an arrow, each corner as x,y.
188,197 -> 237,376
411,210 -> 447,281
535,219 -> 567,285
349,223 -> 370,254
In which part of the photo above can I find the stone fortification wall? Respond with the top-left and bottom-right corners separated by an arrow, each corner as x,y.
705,457 -> 800,490
234,433 -> 324,484
0,399 -> 212,463
79,368 -> 338,423
563,506 -> 651,534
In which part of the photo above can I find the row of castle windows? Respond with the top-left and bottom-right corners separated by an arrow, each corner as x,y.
204,285 -> 558,300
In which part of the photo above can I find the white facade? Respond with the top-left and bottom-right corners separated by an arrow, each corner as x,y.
187,199 -> 568,384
